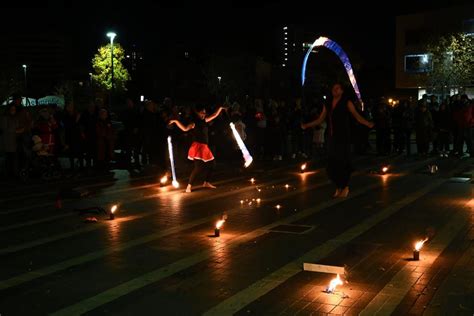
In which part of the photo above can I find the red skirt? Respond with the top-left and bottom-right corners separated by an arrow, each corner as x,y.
188,142 -> 215,162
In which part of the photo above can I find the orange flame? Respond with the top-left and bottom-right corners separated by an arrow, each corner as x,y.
256,198 -> 261,203
301,163 -> 307,171
216,219 -> 225,229
327,274 -> 343,293
285,184 -> 289,189
382,166 -> 388,173
276,205 -> 281,210
110,205 -> 118,214
250,178 -> 255,184
160,175 -> 168,184
415,238 -> 428,251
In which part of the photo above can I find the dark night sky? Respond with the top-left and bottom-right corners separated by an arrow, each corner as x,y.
1,0 -> 472,95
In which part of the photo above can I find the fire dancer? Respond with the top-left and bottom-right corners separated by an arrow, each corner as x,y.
302,83 -> 374,198
168,105 -> 227,193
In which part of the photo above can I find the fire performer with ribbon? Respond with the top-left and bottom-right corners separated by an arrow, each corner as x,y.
302,83 -> 373,198
168,105 -> 227,193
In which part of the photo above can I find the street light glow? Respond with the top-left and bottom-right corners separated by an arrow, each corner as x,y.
106,32 -> 117,42
22,64 -> 27,69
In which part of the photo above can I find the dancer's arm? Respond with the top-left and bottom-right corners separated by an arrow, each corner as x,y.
205,106 -> 227,123
347,101 -> 374,128
168,120 -> 195,132
301,107 -> 327,130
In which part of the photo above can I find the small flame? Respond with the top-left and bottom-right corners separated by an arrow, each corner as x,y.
327,274 -> 343,293
160,175 -> 168,184
111,205 -> 117,214
216,219 -> 225,229
285,184 -> 289,189
172,180 -> 180,188
250,178 -> 255,184
240,200 -> 244,204
276,205 -> 281,210
382,166 -> 388,173
256,198 -> 261,203
257,188 -> 261,192
301,163 -> 307,171
415,238 -> 428,251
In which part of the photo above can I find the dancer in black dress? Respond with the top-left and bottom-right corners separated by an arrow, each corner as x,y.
302,83 -> 374,198
168,105 -> 227,193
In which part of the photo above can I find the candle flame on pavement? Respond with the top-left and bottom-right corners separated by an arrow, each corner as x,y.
160,175 -> 168,184
250,178 -> 255,184
216,219 -> 225,229
415,237 -> 429,251
111,205 -> 117,214
301,163 -> 307,171
326,274 -> 343,293
276,205 -> 281,210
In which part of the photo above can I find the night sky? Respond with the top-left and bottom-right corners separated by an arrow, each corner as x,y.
1,0 -> 472,96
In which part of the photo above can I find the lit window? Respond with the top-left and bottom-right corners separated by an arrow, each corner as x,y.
404,54 -> 432,73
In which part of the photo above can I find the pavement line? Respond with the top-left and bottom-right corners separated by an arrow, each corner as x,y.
0,174 -> 304,256
359,201 -> 471,316
0,214 -> 73,233
0,171 -> 251,215
49,162 -> 428,316
0,154 -> 394,215
0,173 -> 311,253
202,177 -> 452,315
0,176 -> 330,290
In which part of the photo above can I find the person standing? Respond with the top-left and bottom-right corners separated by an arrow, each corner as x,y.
302,83 -> 374,198
168,105 -> 227,193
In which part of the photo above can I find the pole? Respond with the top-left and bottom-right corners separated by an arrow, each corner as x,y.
110,41 -> 114,110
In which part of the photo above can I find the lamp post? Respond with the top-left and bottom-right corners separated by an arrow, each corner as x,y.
89,72 -> 93,85
106,32 -> 116,109
22,64 -> 27,91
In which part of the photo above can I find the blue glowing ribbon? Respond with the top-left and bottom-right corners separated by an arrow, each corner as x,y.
301,37 -> 362,106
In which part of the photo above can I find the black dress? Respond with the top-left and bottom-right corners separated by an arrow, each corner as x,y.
325,97 -> 353,188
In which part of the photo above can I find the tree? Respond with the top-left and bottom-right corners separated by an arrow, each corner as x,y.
91,43 -> 131,92
426,33 -> 474,96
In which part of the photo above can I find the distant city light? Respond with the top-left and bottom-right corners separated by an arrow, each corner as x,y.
283,26 -> 288,30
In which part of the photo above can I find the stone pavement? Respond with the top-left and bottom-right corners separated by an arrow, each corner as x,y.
0,155 -> 472,315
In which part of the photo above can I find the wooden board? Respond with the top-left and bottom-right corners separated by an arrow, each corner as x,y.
303,263 -> 345,275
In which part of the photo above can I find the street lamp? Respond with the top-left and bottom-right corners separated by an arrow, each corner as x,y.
217,76 -> 222,84
106,32 -> 116,109
88,72 -> 93,85
22,64 -> 27,91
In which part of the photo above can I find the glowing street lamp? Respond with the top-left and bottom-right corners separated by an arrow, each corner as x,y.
106,31 -> 116,109
22,64 -> 27,91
